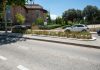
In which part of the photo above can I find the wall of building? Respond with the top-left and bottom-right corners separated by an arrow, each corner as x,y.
11,6 -> 26,24
10,5 -> 47,25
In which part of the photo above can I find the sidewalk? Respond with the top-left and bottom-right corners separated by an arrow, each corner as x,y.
23,34 -> 100,49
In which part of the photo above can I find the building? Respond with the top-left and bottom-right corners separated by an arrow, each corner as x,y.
7,3 -> 48,25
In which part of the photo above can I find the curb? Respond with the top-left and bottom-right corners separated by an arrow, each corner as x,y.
76,37 -> 96,41
31,34 -> 96,41
90,32 -> 97,34
0,34 -> 100,49
23,37 -> 100,49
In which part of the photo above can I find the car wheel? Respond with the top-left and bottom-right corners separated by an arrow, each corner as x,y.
97,30 -> 100,36
82,29 -> 87,32
97,33 -> 100,36
65,30 -> 70,32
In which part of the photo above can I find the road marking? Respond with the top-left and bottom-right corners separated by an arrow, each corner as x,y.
17,65 -> 30,70
0,55 -> 7,60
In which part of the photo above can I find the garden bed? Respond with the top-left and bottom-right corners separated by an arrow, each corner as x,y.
25,30 -> 92,39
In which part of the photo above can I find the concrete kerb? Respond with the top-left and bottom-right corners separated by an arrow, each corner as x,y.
31,34 -> 97,41
0,33 -> 99,49
23,36 -> 100,49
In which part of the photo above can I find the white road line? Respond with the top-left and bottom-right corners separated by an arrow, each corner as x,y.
17,65 -> 30,70
0,55 -> 7,60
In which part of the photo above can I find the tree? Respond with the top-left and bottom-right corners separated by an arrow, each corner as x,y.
46,12 -> 51,24
62,9 -> 83,24
2,0 -> 27,19
1,0 -> 28,32
76,9 -> 83,22
36,18 -> 44,25
83,5 -> 99,24
55,17 -> 64,25
0,0 -> 3,21
63,9 -> 77,23
15,13 -> 25,25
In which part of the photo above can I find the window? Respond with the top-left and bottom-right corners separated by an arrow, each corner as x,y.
76,25 -> 84,27
35,10 -> 40,18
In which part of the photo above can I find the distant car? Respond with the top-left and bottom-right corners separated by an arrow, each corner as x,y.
12,25 -> 27,29
65,24 -> 89,32
97,30 -> 100,36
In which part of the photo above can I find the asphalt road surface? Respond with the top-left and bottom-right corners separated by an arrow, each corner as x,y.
0,36 -> 100,70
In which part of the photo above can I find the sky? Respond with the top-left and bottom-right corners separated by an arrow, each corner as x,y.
32,0 -> 100,19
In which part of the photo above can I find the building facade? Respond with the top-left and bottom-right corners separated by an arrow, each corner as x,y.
8,4 -> 48,25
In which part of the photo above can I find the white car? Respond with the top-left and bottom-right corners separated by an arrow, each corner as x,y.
65,24 -> 89,32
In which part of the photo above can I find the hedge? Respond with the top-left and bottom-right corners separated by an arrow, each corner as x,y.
25,30 -> 92,39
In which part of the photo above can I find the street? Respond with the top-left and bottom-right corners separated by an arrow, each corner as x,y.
0,36 -> 100,70
0,0 -> 100,69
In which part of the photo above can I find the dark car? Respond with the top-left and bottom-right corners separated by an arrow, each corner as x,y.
12,25 -> 27,33
97,30 -> 100,36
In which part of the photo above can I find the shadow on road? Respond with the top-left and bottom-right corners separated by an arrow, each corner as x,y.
0,32 -> 26,46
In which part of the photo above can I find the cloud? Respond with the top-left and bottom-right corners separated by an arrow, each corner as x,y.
50,14 -> 58,20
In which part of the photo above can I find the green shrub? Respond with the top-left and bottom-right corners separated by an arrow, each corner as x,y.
15,13 -> 25,24
32,30 -> 92,39
39,24 -> 61,30
25,29 -> 32,34
49,31 -> 57,36
62,25 -> 71,29
36,18 -> 44,25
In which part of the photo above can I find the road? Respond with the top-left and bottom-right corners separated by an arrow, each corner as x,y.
92,33 -> 100,39
0,36 -> 100,70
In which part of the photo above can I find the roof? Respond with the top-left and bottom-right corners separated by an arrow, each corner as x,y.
25,4 -> 43,9
25,4 -> 48,13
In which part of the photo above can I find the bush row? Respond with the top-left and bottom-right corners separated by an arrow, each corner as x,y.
12,28 -> 92,39
39,24 -> 61,30
25,30 -> 92,39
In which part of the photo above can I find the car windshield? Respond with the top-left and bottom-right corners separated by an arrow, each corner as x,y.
72,25 -> 84,27
76,25 -> 84,27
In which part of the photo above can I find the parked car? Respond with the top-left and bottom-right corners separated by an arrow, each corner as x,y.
12,25 -> 27,33
12,25 -> 27,29
65,24 -> 89,32
97,30 -> 100,36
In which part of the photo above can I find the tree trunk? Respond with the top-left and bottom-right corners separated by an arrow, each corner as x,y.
3,0 -> 7,33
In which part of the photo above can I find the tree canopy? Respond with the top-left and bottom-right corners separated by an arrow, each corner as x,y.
83,5 -> 100,24
62,9 -> 83,24
62,5 -> 100,24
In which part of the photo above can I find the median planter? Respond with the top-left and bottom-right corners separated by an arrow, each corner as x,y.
31,30 -> 92,39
